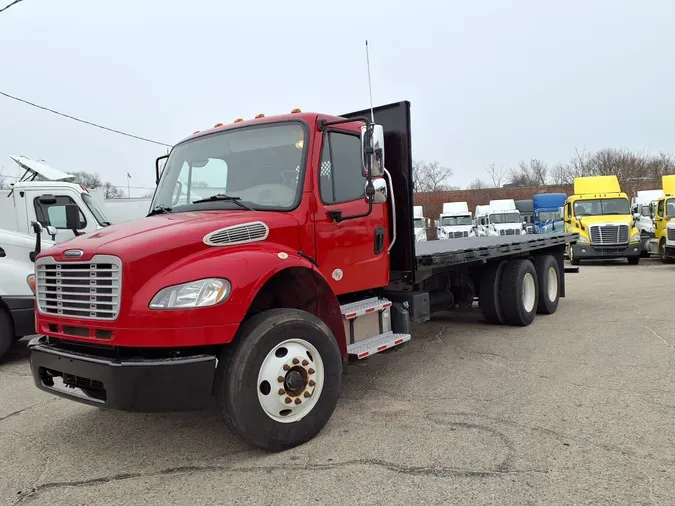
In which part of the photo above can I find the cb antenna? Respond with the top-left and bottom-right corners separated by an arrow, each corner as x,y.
365,40 -> 375,123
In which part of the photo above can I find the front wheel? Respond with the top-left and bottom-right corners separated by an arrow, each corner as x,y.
660,239 -> 673,264
569,245 -> 580,266
0,310 -> 14,363
627,256 -> 640,265
215,308 -> 342,452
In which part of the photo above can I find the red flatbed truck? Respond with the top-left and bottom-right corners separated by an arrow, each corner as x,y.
28,101 -> 577,451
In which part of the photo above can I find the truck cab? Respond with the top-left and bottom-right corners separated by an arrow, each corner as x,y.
487,199 -> 525,236
533,193 -> 566,234
413,205 -> 428,242
564,175 -> 641,265
631,189 -> 665,257
437,202 -> 474,239
1,156 -> 112,242
515,199 -> 534,234
653,175 -> 675,263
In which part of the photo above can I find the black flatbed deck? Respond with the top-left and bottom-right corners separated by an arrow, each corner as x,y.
415,233 -> 577,268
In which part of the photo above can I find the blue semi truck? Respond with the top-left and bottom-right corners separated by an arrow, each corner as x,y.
533,193 -> 567,234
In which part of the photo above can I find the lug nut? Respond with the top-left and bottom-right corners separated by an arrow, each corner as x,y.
292,358 -> 299,365
285,397 -> 292,404
277,376 -> 285,383
304,391 -> 311,398
308,368 -> 315,375
294,398 -> 302,405
309,380 -> 316,387
302,360 -> 309,366
283,364 -> 290,371
278,389 -> 286,395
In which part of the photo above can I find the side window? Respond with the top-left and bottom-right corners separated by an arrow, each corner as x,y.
34,195 -> 86,229
566,202 -> 572,218
319,132 -> 364,204
658,200 -> 664,217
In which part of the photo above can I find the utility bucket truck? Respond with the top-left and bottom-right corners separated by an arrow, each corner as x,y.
437,202 -> 474,239
564,175 -> 641,265
28,102 -> 577,451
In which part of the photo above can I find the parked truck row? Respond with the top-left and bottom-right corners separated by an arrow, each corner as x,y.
21,101 -> 578,451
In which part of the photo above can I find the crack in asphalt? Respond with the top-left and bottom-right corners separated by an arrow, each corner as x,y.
0,399 -> 58,424
14,459 -> 550,504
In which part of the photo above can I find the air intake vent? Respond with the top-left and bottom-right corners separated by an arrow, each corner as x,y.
203,222 -> 269,246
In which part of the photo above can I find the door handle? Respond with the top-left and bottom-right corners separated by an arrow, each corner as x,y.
374,226 -> 385,254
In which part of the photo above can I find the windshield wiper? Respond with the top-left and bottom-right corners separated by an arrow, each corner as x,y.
148,204 -> 172,216
192,194 -> 254,211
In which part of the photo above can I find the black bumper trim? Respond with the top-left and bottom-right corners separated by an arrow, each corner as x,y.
665,245 -> 675,259
572,243 -> 641,259
29,337 -> 217,412
1,296 -> 35,337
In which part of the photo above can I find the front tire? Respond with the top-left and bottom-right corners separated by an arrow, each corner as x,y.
499,259 -> 539,326
569,246 -> 580,266
627,256 -> 640,265
0,309 -> 14,364
215,308 -> 342,452
660,239 -> 673,264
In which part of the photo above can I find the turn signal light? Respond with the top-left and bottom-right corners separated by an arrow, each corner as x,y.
193,130 -> 201,135
234,118 -> 244,123
27,274 -> 36,295
255,113 -> 265,119
213,122 -> 223,128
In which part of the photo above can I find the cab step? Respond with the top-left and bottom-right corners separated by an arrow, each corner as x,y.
347,331 -> 411,359
340,297 -> 392,319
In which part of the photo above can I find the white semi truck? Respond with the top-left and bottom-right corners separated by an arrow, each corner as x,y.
475,200 -> 525,237
631,189 -> 665,256
413,205 -> 428,242
437,202 -> 474,239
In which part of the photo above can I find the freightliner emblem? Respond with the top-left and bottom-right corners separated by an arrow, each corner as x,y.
63,250 -> 84,258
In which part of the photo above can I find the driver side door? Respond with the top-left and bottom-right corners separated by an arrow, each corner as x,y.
313,130 -> 389,295
655,199 -> 667,240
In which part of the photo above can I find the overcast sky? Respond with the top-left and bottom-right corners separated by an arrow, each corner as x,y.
1,0 -> 674,193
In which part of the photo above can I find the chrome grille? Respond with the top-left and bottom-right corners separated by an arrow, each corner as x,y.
204,221 -> 269,246
589,224 -> 629,245
668,228 -> 675,241
36,255 -> 122,320
451,231 -> 469,238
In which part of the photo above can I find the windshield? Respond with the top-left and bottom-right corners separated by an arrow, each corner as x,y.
414,218 -> 425,229
490,212 -> 521,224
441,215 -> 472,226
666,198 -> 675,218
81,193 -> 111,226
152,123 -> 306,211
537,210 -> 561,222
574,198 -> 630,216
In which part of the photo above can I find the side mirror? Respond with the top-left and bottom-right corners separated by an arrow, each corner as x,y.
360,124 -> 385,178
65,204 -> 81,230
155,154 -> 169,185
45,226 -> 58,240
29,221 -> 43,262
366,178 -> 388,204
633,212 -> 641,221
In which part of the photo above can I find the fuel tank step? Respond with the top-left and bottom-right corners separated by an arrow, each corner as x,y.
346,331 -> 411,359
340,297 -> 392,320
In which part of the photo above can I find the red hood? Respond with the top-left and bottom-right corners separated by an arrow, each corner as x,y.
39,210 -> 302,263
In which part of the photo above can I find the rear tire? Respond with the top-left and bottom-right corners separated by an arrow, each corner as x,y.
532,255 -> 560,314
215,308 -> 342,452
499,259 -> 538,326
479,261 -> 507,325
627,256 -> 640,265
0,309 -> 14,364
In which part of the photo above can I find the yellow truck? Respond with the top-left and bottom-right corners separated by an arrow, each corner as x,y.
564,175 -> 641,265
654,175 -> 675,263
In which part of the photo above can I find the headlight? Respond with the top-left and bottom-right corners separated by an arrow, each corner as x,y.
149,278 -> 231,309
577,235 -> 589,244
630,232 -> 641,243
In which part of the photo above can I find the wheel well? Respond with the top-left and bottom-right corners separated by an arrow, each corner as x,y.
245,267 -> 346,355
0,298 -> 15,335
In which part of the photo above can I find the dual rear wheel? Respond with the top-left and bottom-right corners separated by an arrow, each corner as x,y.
480,255 -> 560,326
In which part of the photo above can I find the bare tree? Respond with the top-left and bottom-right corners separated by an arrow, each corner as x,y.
69,171 -> 102,189
509,158 -> 548,187
484,163 -> 507,188
468,178 -> 487,190
412,160 -> 454,193
103,182 -> 125,199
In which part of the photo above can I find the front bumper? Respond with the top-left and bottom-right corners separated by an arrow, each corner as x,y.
29,336 -> 216,412
572,243 -> 641,260
665,245 -> 675,260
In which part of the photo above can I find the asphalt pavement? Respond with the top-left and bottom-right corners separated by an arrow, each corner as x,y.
1,257 -> 674,505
